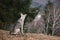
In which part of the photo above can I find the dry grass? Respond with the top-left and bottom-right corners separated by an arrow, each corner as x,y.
0,29 -> 60,40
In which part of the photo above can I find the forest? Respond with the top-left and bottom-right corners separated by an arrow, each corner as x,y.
0,0 -> 60,36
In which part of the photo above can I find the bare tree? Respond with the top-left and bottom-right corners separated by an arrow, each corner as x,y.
51,6 -> 60,35
45,4 -> 60,35
26,11 -> 45,33
45,7 -> 51,35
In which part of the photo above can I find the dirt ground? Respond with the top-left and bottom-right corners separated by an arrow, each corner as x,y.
0,29 -> 60,40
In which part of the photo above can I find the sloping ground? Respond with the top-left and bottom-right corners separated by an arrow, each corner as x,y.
0,30 -> 60,40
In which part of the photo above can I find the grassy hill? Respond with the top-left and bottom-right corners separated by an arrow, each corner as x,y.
0,29 -> 60,40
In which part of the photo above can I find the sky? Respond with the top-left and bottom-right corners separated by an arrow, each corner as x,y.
32,0 -> 48,6
30,0 -> 48,8
30,0 -> 60,8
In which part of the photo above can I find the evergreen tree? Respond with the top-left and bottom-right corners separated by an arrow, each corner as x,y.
0,0 -> 31,30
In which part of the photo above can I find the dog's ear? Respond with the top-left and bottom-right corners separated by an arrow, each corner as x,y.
19,12 -> 27,17
20,13 -> 24,16
24,14 -> 27,16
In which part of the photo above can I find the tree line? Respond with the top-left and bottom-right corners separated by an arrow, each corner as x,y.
0,0 -> 60,36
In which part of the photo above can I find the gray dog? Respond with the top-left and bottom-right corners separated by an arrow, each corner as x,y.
10,13 -> 27,35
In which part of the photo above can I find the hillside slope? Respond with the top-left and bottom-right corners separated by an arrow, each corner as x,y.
0,29 -> 60,40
